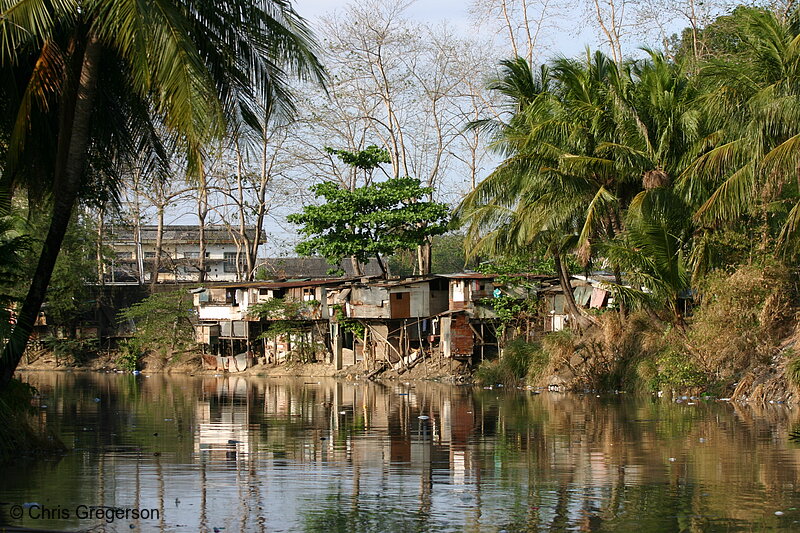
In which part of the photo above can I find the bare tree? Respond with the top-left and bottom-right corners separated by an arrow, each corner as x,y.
470,0 -> 566,65
290,1 -> 495,274
141,179 -> 191,287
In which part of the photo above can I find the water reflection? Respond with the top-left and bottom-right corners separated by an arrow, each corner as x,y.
1,372 -> 800,532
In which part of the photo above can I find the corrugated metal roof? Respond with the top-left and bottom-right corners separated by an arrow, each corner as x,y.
110,225 -> 257,244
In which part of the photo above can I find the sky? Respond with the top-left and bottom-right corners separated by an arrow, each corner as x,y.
294,0 -> 593,59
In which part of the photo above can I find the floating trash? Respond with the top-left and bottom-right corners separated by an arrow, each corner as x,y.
418,415 -> 430,420
775,511 -> 785,516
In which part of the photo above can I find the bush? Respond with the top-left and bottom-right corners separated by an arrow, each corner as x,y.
786,350 -> 800,388
649,349 -> 707,391
41,336 -> 99,365
116,338 -> 145,371
474,339 -> 547,386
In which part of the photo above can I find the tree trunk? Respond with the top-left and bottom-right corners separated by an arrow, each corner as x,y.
150,205 -> 165,288
416,238 -> 432,275
198,168 -> 208,282
553,249 -> 593,331
1,35 -> 102,388
131,171 -> 144,284
350,256 -> 363,277
96,205 -> 105,285
375,254 -> 387,278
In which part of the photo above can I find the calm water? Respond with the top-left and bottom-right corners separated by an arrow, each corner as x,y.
2,373 -> 800,532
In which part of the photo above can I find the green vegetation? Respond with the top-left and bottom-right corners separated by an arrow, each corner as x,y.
289,146 -> 450,277
0,0 -> 325,388
0,215 -> 30,344
459,7 -> 800,395
117,291 -> 195,369
249,297 -> 324,363
475,339 -> 548,386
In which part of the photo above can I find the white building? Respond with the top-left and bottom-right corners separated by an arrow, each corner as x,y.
109,225 -> 257,283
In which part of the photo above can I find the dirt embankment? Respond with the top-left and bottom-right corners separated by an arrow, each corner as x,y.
16,348 -> 472,383
729,339 -> 798,405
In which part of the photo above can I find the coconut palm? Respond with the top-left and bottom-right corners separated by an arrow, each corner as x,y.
459,50 -> 705,326
457,53 -> 620,328
677,8 -> 800,260
0,0 -> 324,386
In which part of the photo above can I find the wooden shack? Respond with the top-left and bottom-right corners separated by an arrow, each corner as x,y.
193,278 -> 348,369
331,277 -> 449,370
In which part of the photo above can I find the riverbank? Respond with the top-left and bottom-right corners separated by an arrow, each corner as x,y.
18,260 -> 800,403
17,347 -> 472,383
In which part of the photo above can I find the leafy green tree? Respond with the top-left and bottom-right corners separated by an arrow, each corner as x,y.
0,0 -> 324,387
0,213 -> 30,344
387,233 -> 470,275
288,177 -> 450,277
117,291 -> 195,368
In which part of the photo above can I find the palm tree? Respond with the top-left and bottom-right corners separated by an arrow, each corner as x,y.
0,0 -> 324,386
677,8 -> 800,262
457,55 -> 604,329
459,50 -> 705,327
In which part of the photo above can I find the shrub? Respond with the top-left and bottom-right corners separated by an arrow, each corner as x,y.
474,339 -> 546,386
786,350 -> 800,388
650,349 -> 707,391
41,336 -> 99,365
116,338 -> 145,371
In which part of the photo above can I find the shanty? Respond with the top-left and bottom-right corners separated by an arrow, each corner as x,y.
189,272 -> 601,374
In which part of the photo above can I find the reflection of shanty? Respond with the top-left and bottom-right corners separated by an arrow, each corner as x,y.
195,377 -> 255,459
192,272 -> 614,372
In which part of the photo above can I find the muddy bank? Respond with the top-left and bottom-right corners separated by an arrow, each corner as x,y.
16,348 -> 473,383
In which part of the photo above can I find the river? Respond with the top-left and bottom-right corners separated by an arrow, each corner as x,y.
2,372 -> 800,532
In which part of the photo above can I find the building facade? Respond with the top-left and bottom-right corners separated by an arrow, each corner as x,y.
109,225 -> 258,283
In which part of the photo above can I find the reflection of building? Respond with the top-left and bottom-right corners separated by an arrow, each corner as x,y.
195,377 -> 255,459
109,225 -> 257,283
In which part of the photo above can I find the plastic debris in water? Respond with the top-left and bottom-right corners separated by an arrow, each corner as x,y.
775,511 -> 785,516
418,415 -> 430,420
